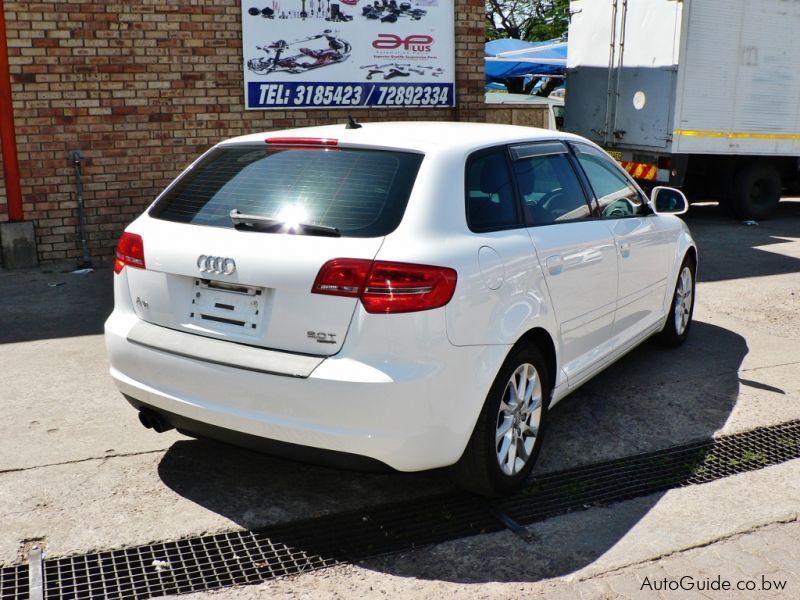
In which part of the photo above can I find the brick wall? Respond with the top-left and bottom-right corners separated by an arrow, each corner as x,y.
1,0 -> 486,265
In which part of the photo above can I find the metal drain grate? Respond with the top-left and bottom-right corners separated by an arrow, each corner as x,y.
0,564 -> 27,600
35,497 -> 496,600
497,420 -> 800,522
2,420 -> 799,599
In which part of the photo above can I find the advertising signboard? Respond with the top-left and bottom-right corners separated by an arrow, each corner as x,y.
242,1 -> 455,109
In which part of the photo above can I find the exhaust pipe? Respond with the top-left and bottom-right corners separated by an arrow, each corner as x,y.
137,409 -> 174,433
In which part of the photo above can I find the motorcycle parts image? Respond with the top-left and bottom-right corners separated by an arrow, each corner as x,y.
362,1 -> 427,22
360,63 -> 444,80
327,3 -> 354,22
384,67 -> 409,79
249,1 -> 354,21
248,30 -> 352,75
249,7 -> 275,18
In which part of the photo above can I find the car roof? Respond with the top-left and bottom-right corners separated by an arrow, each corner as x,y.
219,121 -> 588,154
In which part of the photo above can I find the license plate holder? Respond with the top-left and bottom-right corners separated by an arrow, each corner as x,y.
188,279 -> 266,335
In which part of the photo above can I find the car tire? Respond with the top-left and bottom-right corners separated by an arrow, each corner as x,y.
732,163 -> 781,220
449,345 -> 550,497
657,256 -> 696,347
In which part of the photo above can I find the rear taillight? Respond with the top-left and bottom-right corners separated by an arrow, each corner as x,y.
114,232 -> 145,274
362,261 -> 458,314
312,259 -> 372,297
312,259 -> 457,314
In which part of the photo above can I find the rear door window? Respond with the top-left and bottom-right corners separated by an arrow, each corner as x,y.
465,149 -> 521,232
149,145 -> 424,238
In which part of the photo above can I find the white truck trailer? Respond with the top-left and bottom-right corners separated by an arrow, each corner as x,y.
564,0 -> 800,219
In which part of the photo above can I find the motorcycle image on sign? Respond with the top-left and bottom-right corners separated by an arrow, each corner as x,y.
247,30 -> 352,75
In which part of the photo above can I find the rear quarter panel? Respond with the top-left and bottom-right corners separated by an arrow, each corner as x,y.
377,144 -> 562,378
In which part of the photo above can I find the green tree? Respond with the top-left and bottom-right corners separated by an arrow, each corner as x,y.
485,0 -> 570,42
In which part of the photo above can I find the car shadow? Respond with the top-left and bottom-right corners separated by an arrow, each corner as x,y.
156,319 -> 746,583
156,439 -> 455,530
683,198 -> 800,283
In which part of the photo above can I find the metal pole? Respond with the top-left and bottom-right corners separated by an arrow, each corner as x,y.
28,547 -> 44,600
610,0 -> 629,141
70,150 -> 92,269
602,0 -> 619,146
0,0 -> 24,222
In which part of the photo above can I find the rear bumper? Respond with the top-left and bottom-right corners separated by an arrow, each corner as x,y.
126,395 -> 391,472
105,309 -> 509,472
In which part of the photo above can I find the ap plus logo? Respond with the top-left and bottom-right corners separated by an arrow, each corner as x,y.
372,34 -> 434,52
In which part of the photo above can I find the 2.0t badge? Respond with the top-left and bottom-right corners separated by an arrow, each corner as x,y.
197,255 -> 236,275
308,331 -> 337,344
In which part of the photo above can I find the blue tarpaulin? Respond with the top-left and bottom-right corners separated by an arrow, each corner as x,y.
485,39 -> 567,84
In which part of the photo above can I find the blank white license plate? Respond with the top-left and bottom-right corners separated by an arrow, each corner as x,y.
189,279 -> 266,334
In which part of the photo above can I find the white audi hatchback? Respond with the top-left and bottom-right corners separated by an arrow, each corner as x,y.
105,121 -> 696,495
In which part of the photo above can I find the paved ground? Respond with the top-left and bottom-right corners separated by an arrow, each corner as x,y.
1,199 -> 799,598
176,517 -> 800,599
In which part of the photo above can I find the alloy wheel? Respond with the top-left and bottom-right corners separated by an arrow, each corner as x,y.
495,363 -> 543,476
674,266 -> 694,335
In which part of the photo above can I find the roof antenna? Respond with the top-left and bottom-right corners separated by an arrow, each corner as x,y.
346,114 -> 362,129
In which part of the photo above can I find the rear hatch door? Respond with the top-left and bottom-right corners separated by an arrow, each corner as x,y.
123,141 -> 423,357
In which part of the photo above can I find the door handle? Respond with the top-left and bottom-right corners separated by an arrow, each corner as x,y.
545,255 -> 564,275
583,249 -> 603,264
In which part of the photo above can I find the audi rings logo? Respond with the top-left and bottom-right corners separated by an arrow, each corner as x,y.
197,255 -> 236,275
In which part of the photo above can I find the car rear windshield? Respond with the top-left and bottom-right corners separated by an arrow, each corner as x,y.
149,145 -> 424,237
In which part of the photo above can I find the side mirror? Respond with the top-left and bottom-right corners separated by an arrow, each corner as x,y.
650,186 -> 688,215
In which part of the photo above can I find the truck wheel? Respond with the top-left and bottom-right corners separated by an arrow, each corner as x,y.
449,345 -> 550,496
732,163 -> 781,220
